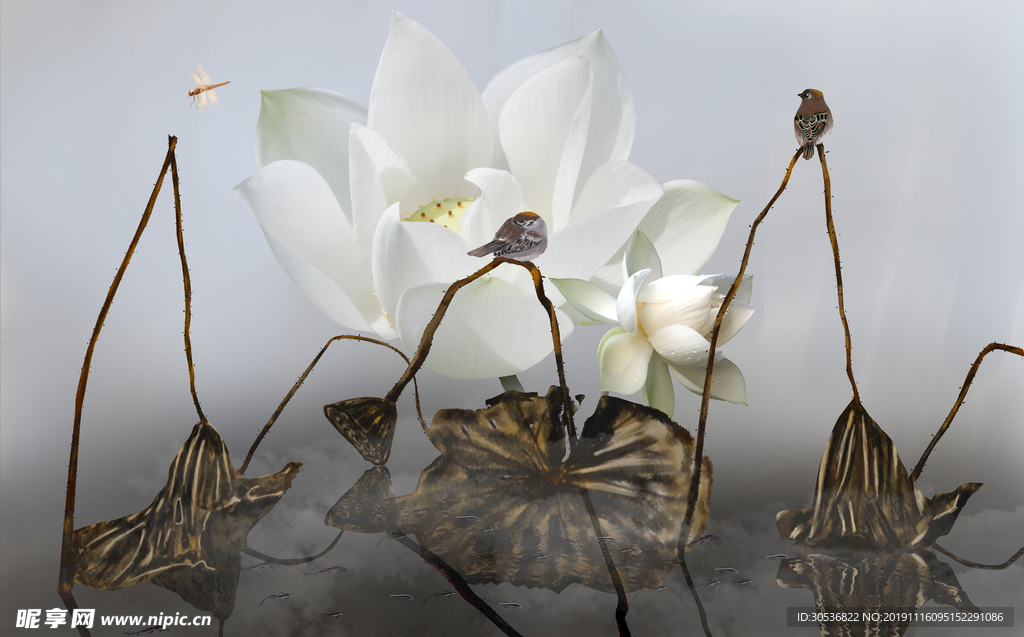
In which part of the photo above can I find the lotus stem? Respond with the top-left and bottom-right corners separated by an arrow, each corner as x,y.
59,136 -> 178,632
911,342 -> 1023,482
683,148 -> 802,528
818,144 -> 860,404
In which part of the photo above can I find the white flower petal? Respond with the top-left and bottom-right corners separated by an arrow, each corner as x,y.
669,357 -> 748,405
461,168 -> 527,252
708,273 -> 754,306
368,14 -> 492,198
638,282 -> 716,338
499,56 -> 592,226
616,269 -> 650,335
636,274 -> 709,304
716,301 -> 755,345
256,88 -> 367,219
534,193 -> 658,282
549,278 -> 617,324
638,180 -> 740,276
372,204 -> 479,317
348,127 -> 389,276
642,354 -> 675,418
395,278 -> 574,379
348,123 -> 416,207
597,327 -> 653,395
482,30 -> 635,188
570,161 -> 663,226
234,160 -> 389,336
647,324 -> 712,368
622,227 -> 663,283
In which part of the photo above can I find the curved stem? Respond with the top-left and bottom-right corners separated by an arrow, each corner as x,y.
683,148 -> 802,527
241,530 -> 344,565
239,335 -> 423,475
383,258 -> 576,441
59,136 -> 178,603
911,342 -> 1023,482
818,144 -> 860,404
170,150 -> 206,424
678,552 -> 713,637
931,543 -> 1024,570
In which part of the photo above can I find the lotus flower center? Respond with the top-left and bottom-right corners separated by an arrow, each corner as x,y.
409,197 -> 475,234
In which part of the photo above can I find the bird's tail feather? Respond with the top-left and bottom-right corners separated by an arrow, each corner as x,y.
803,143 -> 815,160
468,241 -> 504,257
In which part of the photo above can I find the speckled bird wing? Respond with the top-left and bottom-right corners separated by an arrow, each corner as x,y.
494,229 -> 543,258
794,110 -> 831,144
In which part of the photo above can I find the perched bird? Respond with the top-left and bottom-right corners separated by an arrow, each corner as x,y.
794,89 -> 833,160
467,211 -> 548,261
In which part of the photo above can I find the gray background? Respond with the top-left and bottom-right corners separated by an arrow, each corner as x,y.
2,1 -> 1021,635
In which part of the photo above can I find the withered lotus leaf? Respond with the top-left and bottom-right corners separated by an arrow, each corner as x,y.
777,400 -> 981,549
328,387 -> 712,593
323,397 -> 397,465
73,421 -> 301,620
779,549 -> 978,636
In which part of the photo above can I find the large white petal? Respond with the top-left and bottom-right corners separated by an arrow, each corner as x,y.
616,269 -> 650,335
499,56 -> 592,226
348,123 -> 416,208
549,278 -> 617,324
646,324 -> 712,368
597,327 -> 653,395
255,88 -> 367,219
638,180 -> 740,276
642,354 -> 675,418
482,30 -> 635,188
372,205 -> 480,317
461,168 -> 527,253
570,161 -> 662,226
622,227 -> 663,283
348,126 -> 389,276
533,193 -> 657,282
368,14 -> 492,199
234,160 -> 389,336
260,230 -> 394,339
669,357 -> 748,405
395,278 -> 574,379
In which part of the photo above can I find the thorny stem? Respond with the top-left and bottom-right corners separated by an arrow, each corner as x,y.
818,144 -> 860,404
911,342 -> 1023,482
683,148 -> 802,528
677,553 -> 713,637
394,536 -> 524,637
58,136 -> 178,634
170,150 -> 207,424
239,335 -> 424,475
384,258 -> 577,442
241,530 -> 345,565
931,544 -> 1024,570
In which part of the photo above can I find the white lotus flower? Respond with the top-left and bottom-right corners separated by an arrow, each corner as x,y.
234,13 -> 739,380
553,230 -> 753,416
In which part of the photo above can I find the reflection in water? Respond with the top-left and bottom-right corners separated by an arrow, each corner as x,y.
776,400 -> 979,549
72,421 -> 301,620
778,548 -> 977,636
328,387 -> 713,594
773,399 -> 1013,637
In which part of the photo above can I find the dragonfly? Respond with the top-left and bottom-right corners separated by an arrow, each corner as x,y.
186,64 -> 229,112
